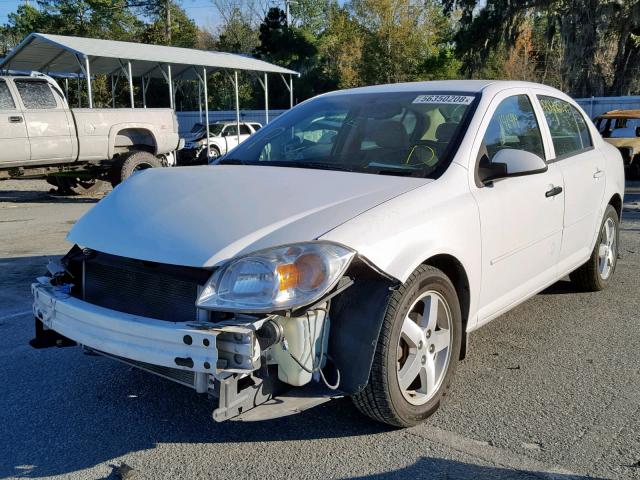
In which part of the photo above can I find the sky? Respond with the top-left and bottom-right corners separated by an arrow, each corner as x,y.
0,0 -> 224,29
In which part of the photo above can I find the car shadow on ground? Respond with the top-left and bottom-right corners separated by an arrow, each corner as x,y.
340,458 -> 605,480
0,189 -> 102,204
538,279 -> 584,295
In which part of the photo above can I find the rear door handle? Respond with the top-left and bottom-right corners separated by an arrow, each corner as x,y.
8,116 -> 23,123
545,186 -> 563,197
593,169 -> 605,179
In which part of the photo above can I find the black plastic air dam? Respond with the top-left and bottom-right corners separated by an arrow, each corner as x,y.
327,258 -> 397,395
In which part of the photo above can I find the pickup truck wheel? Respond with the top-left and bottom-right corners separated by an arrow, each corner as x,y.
111,151 -> 162,186
570,205 -> 619,291
352,265 -> 462,427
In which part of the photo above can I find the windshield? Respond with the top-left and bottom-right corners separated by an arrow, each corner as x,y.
218,91 -> 478,177
208,123 -> 225,136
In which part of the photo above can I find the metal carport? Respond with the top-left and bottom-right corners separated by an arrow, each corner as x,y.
0,33 -> 299,146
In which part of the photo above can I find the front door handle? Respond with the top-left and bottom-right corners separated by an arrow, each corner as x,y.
8,116 -> 23,123
545,186 -> 563,197
593,169 -> 605,179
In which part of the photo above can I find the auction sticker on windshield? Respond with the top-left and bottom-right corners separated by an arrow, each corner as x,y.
412,95 -> 475,105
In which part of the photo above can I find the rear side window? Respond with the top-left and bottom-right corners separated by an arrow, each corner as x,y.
538,96 -> 592,157
0,81 -> 15,109
15,80 -> 57,109
250,123 -> 262,131
239,124 -> 251,135
482,95 -> 545,161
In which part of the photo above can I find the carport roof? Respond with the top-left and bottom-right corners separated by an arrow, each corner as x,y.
0,33 -> 299,79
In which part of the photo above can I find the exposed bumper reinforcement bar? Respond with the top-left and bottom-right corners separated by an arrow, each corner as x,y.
32,282 -> 219,374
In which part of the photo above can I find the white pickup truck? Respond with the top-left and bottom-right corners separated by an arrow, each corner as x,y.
0,74 -> 181,194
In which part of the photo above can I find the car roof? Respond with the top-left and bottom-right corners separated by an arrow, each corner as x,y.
321,80 -> 564,96
597,109 -> 640,119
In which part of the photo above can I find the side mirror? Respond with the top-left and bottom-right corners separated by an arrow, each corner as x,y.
478,149 -> 547,184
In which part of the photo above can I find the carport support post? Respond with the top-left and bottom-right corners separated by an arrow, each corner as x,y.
167,64 -> 174,109
289,75 -> 293,109
84,56 -> 93,108
64,78 -> 69,102
127,61 -> 134,108
203,67 -> 209,160
264,73 -> 269,124
234,70 -> 240,143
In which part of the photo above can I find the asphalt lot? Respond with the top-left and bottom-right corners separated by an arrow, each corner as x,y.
1,178 -> 639,480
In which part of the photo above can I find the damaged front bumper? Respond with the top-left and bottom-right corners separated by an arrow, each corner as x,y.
31,277 -> 336,421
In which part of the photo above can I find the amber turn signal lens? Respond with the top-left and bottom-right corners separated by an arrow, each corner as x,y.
276,263 -> 299,291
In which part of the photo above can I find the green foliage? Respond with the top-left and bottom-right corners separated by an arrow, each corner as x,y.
3,0 -> 639,104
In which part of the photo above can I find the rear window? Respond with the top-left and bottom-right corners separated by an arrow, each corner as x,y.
15,80 -> 57,109
0,81 -> 15,109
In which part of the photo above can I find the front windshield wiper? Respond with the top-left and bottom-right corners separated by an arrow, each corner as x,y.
217,158 -> 245,165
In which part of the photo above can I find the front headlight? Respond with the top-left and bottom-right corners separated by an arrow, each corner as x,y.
196,242 -> 355,313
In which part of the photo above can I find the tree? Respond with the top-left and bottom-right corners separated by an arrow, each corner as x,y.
140,1 -> 199,47
351,0 -> 458,84
445,0 -> 640,96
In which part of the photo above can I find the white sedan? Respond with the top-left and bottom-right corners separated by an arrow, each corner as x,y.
31,80 -> 624,427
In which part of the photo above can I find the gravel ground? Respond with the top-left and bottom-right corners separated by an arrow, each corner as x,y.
0,178 -> 639,480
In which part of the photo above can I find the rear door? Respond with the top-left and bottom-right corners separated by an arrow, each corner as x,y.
535,93 -> 606,269
14,79 -> 73,162
0,79 -> 30,165
238,123 -> 252,144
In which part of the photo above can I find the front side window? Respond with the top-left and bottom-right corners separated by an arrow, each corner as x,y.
239,124 -> 251,135
538,96 -> 592,157
14,80 -> 57,109
0,81 -> 15,109
482,95 -> 545,161
219,91 -> 478,178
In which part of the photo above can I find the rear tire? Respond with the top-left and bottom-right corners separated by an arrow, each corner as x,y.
351,265 -> 462,427
570,205 -> 619,291
110,150 -> 162,187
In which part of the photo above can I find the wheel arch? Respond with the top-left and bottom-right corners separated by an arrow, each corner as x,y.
609,193 -> 622,220
422,254 -> 471,360
108,124 -> 159,159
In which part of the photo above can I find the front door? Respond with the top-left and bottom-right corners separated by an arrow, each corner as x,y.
471,91 -> 565,324
0,79 -> 29,166
14,79 -> 73,162
535,93 -> 606,270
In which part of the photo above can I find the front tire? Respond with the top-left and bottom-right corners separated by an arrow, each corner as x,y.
352,265 -> 462,427
570,204 -> 619,291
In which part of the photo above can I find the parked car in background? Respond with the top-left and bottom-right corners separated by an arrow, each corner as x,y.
594,109 -> 640,179
0,73 -> 182,194
32,81 -> 624,427
178,120 -> 262,165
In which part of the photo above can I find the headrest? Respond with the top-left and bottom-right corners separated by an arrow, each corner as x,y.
370,121 -> 409,149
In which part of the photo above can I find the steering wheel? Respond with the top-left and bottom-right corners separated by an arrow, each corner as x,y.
405,140 -> 439,167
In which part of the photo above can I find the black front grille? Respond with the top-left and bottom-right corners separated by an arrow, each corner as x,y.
81,253 -> 211,322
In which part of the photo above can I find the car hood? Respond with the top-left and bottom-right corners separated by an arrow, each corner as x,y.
68,165 -> 430,267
